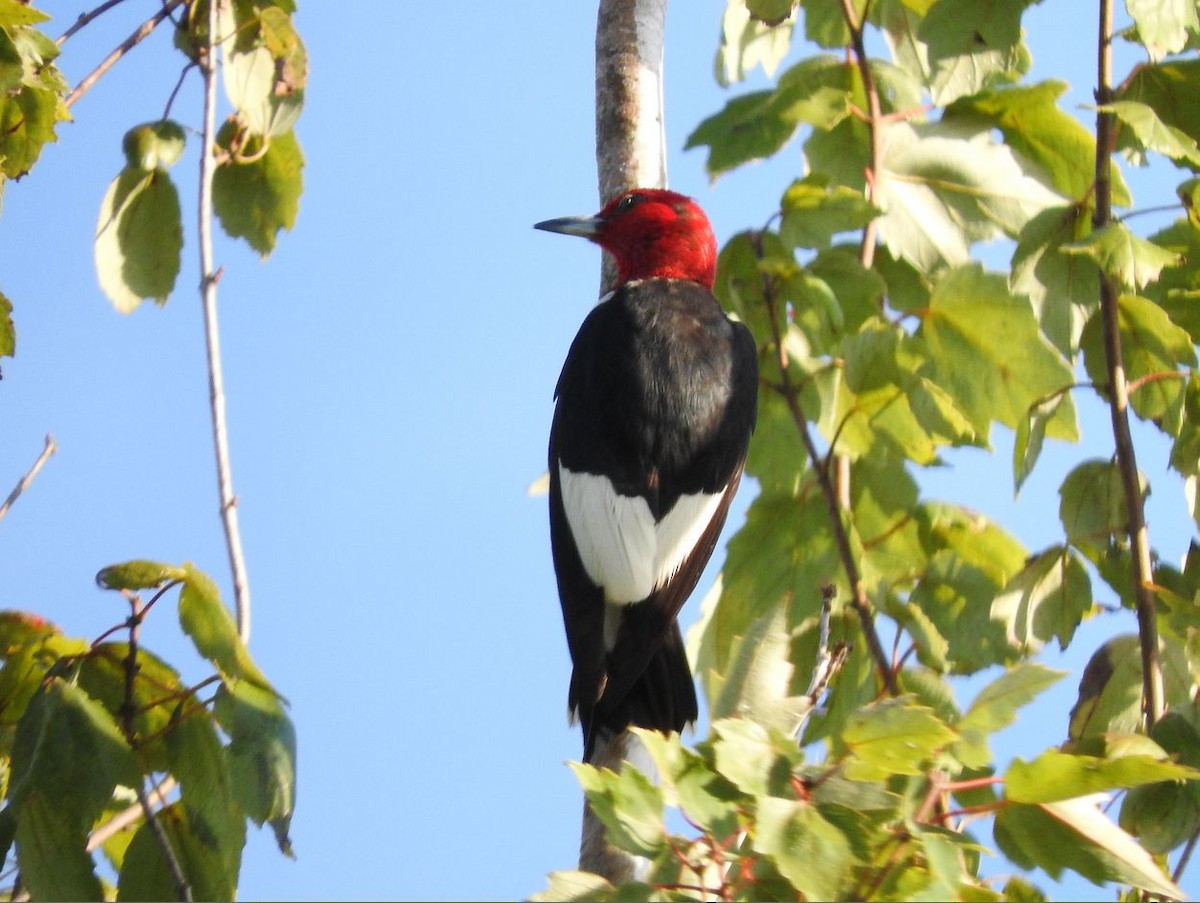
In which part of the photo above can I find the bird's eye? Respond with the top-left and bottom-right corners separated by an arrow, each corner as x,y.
618,192 -> 645,212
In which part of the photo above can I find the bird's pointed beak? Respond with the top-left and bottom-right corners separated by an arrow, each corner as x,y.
533,214 -> 604,239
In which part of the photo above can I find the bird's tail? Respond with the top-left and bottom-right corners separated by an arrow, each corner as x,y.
583,620 -> 698,762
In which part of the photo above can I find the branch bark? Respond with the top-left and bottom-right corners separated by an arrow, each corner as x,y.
1092,0 -> 1163,732
63,0 -> 185,108
581,0 -> 670,883
199,0 -> 253,644
0,435 -> 55,526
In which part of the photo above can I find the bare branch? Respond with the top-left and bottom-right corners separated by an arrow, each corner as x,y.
0,435 -> 56,526
1093,0 -> 1164,731
64,0 -> 186,109
56,0 -> 130,46
199,0 -> 253,644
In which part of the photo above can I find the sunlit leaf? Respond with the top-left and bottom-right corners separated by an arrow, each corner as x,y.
1006,749 -> 1197,803
956,663 -> 1064,768
532,871 -> 617,903
117,802 -> 243,902
121,120 -> 186,171
715,0 -> 795,86
779,175 -> 878,250
569,760 -> 663,858
1058,459 -> 1142,546
1126,0 -> 1197,61
840,698 -> 956,779
875,122 -> 1064,273
178,564 -> 271,689
213,126 -> 304,257
995,796 -> 1187,899
916,0 -> 1033,104
1105,100 -> 1200,168
917,265 -> 1076,440
95,559 -> 187,591
1063,224 -> 1182,291
1118,60 -> 1200,153
213,680 -> 295,855
94,167 -> 183,313
991,547 -> 1092,650
0,289 -> 12,361
753,797 -> 852,900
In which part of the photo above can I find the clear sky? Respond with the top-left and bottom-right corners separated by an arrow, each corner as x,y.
0,2 -> 1194,901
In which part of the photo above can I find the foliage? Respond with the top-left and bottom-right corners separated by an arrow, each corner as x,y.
540,0 -> 1200,899
0,563 -> 295,900
0,0 -> 305,897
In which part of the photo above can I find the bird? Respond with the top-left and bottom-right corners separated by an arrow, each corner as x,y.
536,188 -> 759,762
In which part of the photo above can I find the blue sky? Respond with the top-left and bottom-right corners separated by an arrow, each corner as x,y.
0,2 -> 1195,900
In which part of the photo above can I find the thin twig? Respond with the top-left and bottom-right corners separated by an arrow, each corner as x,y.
753,236 -> 899,695
64,0 -> 186,109
198,0 -> 253,644
119,594 -> 192,902
56,0 -> 129,46
1173,826 -> 1200,884
1093,0 -> 1164,731
86,776 -> 177,853
0,435 -> 56,526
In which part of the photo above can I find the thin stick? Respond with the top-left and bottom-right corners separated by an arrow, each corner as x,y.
64,0 -> 186,109
1093,0 -> 1163,730
754,236 -> 899,696
56,0 -> 129,46
0,435 -> 56,526
198,0 -> 252,644
86,776 -> 177,853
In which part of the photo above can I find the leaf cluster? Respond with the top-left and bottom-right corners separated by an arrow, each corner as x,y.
552,0 -> 1200,898
0,561 -> 296,901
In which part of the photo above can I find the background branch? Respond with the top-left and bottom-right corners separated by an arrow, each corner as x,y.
64,0 -> 185,109
199,0 -> 253,644
1092,0 -> 1163,730
0,435 -> 55,526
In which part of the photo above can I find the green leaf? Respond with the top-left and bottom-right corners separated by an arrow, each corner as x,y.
1010,205 -> 1099,356
1120,712 -> 1200,852
956,663 -> 1064,767
1119,60 -> 1200,151
121,120 -> 187,171
946,81 -> 1126,205
117,802 -> 242,903
635,729 -> 741,837
178,563 -> 271,689
1067,634 -> 1193,741
0,289 -> 12,361
0,0 -> 50,28
213,680 -> 295,855
0,82 -> 63,179
916,0 -> 1033,104
840,698 -> 956,779
1006,749 -> 1198,803
746,0 -> 796,26
685,55 -> 850,176
752,797 -> 852,901
917,265 -> 1076,441
94,167 -> 183,313
715,0 -> 795,86
10,680 -> 141,901
1058,459 -> 1144,546
995,797 -> 1186,899
991,547 -> 1093,650
1013,392 -> 1072,493
708,717 -> 800,799
779,175 -> 878,250
16,794 -> 103,901
1063,223 -> 1182,291
1105,100 -> 1200,168
532,871 -> 617,903
569,760 -> 664,858
223,43 -> 303,138
875,122 -> 1064,274
1126,0 -> 1197,61
213,126 -> 304,257
166,703 -> 245,878
95,559 -> 187,591
1079,293 -> 1196,423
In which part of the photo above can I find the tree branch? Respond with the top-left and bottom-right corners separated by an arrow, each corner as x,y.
0,435 -> 55,526
56,0 -> 130,46
1093,0 -> 1163,731
64,0 -> 185,109
198,0 -> 252,644
753,235 -> 899,696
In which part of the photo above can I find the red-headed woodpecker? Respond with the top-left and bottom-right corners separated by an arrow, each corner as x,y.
536,189 -> 758,761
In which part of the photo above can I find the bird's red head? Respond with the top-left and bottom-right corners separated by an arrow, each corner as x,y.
535,189 -> 717,288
